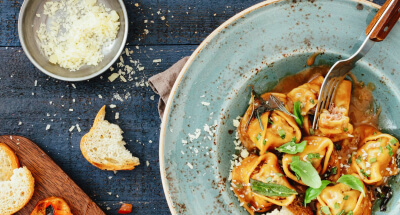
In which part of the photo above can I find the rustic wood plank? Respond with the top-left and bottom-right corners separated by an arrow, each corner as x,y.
0,135 -> 105,215
0,45 -> 195,214
1,0 -> 261,47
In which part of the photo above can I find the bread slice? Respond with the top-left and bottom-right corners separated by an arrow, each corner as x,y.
0,166 -> 35,215
0,143 -> 20,181
80,105 -> 140,170
30,196 -> 72,215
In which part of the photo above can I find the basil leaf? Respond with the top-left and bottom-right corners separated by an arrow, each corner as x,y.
250,179 -> 297,197
275,140 -> 307,154
290,159 -> 321,188
304,180 -> 331,205
320,206 -> 331,215
337,175 -> 365,195
294,101 -> 303,127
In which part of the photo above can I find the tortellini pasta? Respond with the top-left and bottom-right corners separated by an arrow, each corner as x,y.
232,68 -> 399,215
282,136 -> 334,185
318,80 -> 354,141
287,75 -> 323,115
351,133 -> 399,186
316,176 -> 371,215
231,153 -> 296,215
238,93 -> 301,154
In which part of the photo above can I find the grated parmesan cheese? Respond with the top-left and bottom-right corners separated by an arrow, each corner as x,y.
37,0 -> 120,71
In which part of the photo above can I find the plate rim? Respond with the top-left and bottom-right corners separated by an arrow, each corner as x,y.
158,0 -> 381,214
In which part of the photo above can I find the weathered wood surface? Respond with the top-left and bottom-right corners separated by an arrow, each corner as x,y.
0,135 -> 105,215
0,0 -> 385,214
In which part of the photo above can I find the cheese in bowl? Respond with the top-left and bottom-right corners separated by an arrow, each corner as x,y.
36,0 -> 120,71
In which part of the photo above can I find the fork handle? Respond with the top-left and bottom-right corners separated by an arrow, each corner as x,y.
366,0 -> 400,41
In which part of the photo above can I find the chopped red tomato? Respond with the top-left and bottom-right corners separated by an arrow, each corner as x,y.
118,203 -> 133,214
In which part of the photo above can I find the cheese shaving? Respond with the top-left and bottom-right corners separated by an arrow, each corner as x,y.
37,0 -> 120,71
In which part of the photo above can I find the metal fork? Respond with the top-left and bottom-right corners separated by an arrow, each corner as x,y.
312,0 -> 400,130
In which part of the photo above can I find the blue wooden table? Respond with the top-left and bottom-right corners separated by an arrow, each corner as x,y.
0,0 -> 386,214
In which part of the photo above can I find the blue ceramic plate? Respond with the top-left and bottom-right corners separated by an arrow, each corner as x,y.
160,0 -> 400,214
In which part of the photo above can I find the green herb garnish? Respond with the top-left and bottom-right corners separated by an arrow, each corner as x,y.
278,129 -> 286,139
380,146 -> 383,153
347,211 -> 353,215
337,210 -> 345,215
335,143 -> 342,151
304,180 -> 331,205
310,128 -> 315,135
268,118 -> 274,125
256,132 -> 261,141
331,167 -> 337,175
389,138 -> 398,145
348,156 -> 352,164
275,138 -> 307,154
310,99 -> 315,104
307,153 -> 321,161
321,206 -> 331,215
250,179 -> 297,197
344,127 -> 348,132
294,101 -> 303,127
290,157 -> 322,188
360,169 -> 371,178
334,202 -> 340,209
275,173 -> 284,177
370,157 -> 377,163
265,177 -> 272,183
263,139 -> 267,145
337,175 -> 365,195
355,155 -> 362,164
343,195 -> 349,200
386,144 -> 394,156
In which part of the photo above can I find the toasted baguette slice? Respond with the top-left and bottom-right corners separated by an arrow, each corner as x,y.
80,105 -> 140,170
0,143 -> 20,181
0,167 -> 35,215
30,196 -> 72,215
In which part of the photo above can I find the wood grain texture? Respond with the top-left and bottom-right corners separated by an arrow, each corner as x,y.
0,135 -> 104,215
366,0 -> 400,41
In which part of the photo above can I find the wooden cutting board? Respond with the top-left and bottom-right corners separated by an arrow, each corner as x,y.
0,135 -> 105,215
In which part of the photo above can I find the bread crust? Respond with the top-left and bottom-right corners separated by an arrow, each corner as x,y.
30,196 -> 72,215
0,167 -> 35,215
0,143 -> 20,181
80,105 -> 140,170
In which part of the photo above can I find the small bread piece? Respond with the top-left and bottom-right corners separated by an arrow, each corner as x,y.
0,167 -> 35,215
0,143 -> 20,181
81,105 -> 140,170
30,196 -> 72,215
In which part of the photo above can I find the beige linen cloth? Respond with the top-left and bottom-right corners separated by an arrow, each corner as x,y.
148,57 -> 189,118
